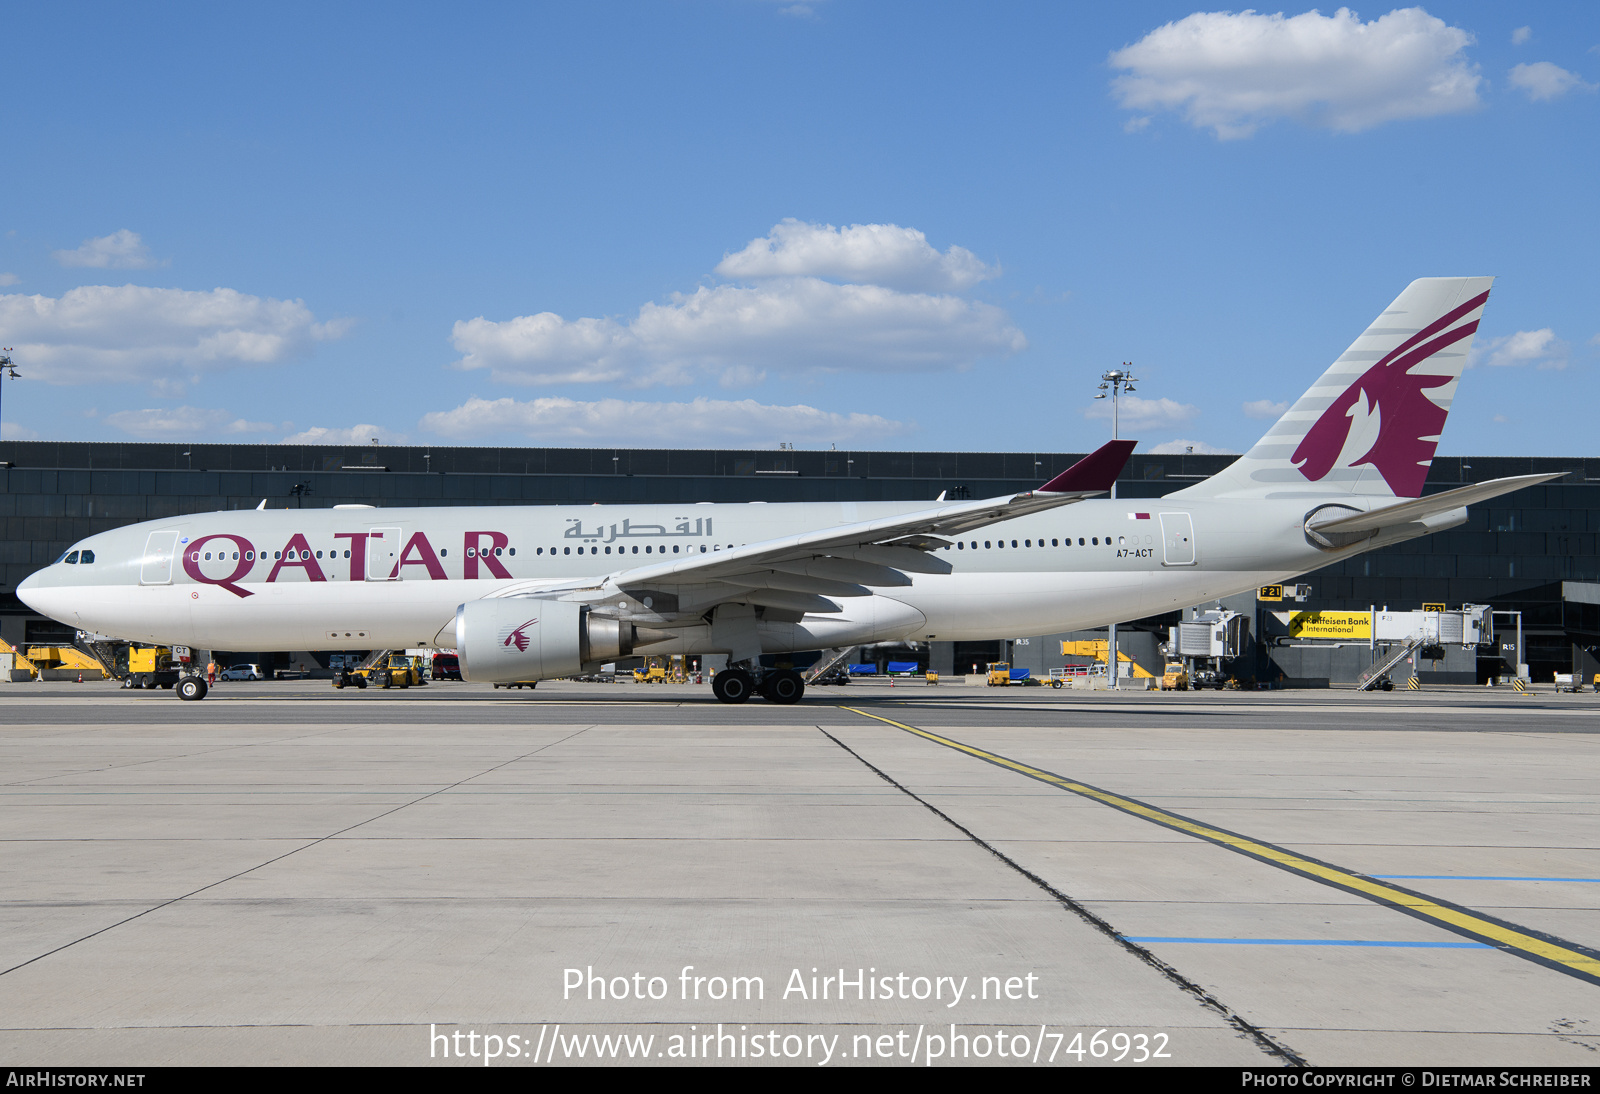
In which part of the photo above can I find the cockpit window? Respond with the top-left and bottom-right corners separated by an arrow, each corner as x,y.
79,550 -> 95,564
63,551 -> 80,564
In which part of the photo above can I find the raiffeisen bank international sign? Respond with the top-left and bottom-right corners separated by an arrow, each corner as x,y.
1284,610 -> 1373,640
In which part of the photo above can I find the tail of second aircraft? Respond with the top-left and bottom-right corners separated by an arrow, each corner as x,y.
1176,277 -> 1493,501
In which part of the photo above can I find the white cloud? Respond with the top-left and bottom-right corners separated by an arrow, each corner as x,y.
715,219 -> 998,292
1508,61 -> 1598,101
1,421 -> 38,440
53,229 -> 161,270
0,285 -> 351,385
452,276 -> 1024,388
104,407 -> 277,439
1083,394 -> 1199,431
0,273 -> 18,287
1476,328 -> 1568,369
1511,26 -> 1532,46
1242,398 -> 1290,420
1110,7 -> 1481,138
281,424 -> 404,445
420,395 -> 911,446
1147,439 -> 1238,455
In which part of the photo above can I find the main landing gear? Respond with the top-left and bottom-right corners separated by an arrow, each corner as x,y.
711,666 -> 805,705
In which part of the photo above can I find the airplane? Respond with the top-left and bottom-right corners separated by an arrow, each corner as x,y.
18,276 -> 1557,704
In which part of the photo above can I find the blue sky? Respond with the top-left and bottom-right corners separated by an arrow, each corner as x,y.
1,1 -> 1595,457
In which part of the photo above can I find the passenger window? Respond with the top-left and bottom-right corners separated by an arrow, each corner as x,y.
957,542 -> 964,550
508,548 -> 516,556
1051,539 -> 1058,547
564,547 -> 570,555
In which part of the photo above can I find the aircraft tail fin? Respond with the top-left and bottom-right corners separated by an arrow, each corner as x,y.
1175,277 -> 1493,501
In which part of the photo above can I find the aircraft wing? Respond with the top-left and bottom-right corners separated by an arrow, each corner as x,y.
522,440 -> 1135,611
1306,472 -> 1561,534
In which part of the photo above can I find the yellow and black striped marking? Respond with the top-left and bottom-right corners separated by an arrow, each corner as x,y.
842,706 -> 1600,988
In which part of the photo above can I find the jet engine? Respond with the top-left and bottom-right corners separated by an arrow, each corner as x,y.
456,598 -> 633,683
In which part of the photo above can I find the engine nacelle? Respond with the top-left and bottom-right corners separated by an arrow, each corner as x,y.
456,598 -> 633,683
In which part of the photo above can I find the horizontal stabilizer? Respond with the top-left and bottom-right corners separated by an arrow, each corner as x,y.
1308,473 -> 1561,534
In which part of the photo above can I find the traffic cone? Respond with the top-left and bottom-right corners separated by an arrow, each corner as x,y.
76,671 -> 83,683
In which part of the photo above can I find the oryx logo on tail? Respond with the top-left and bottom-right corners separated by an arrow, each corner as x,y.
503,618 -> 538,653
1292,289 -> 1489,499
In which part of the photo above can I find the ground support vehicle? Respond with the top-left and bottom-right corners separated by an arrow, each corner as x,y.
335,653 -> 428,690
1160,661 -> 1190,691
987,662 -> 1011,686
125,646 -> 182,690
431,652 -> 462,681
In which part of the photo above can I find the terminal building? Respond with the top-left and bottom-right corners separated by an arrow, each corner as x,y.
2,440 -> 1596,685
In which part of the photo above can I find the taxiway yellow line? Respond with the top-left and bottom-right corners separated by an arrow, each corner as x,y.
842,706 -> 1600,987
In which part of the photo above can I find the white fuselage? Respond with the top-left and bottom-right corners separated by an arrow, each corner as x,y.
17,496 -> 1452,656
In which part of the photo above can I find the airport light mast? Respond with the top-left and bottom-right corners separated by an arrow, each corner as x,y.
1095,365 -> 1138,689
0,351 -> 19,444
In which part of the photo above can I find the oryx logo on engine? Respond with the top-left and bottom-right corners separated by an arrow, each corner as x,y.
502,618 -> 538,653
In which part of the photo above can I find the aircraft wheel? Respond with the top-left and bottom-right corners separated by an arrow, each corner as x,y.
712,669 -> 753,705
760,669 -> 805,705
177,677 -> 208,702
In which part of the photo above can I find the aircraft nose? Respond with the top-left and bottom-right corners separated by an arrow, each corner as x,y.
15,569 -> 69,622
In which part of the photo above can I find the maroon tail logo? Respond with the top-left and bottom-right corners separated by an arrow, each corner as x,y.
1292,290 -> 1488,498
504,618 -> 538,653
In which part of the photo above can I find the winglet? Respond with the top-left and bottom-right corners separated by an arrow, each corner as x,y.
1037,440 -> 1136,494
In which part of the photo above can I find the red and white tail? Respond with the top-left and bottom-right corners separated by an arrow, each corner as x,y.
1178,277 -> 1493,501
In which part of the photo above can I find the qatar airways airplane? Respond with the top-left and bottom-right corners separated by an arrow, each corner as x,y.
19,277 -> 1555,704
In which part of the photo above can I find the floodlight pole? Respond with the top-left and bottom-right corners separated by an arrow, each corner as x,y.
1096,365 -> 1138,689
0,351 -> 18,443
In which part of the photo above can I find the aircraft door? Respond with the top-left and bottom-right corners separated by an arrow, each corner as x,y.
367,527 -> 401,580
140,530 -> 180,585
1159,512 -> 1196,566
